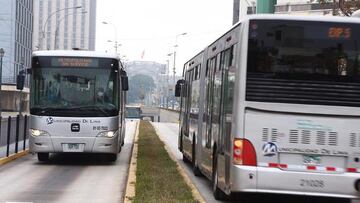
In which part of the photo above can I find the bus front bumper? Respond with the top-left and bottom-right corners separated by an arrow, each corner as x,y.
230,165 -> 360,199
29,135 -> 119,154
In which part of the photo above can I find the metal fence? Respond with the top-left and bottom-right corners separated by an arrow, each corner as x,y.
0,115 -> 29,158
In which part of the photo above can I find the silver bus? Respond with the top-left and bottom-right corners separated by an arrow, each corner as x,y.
29,50 -> 128,162
176,15 -> 360,201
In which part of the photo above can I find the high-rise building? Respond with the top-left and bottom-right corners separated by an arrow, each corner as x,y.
0,0 -> 33,112
33,0 -> 96,51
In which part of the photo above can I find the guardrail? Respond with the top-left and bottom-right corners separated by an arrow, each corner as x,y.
0,115 -> 29,158
159,107 -> 180,113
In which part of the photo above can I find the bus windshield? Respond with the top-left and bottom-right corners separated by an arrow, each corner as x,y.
248,20 -> 360,80
30,57 -> 119,117
246,20 -> 360,107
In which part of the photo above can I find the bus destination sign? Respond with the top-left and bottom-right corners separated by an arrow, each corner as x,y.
51,57 -> 99,67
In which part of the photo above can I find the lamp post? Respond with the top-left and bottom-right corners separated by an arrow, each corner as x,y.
167,53 -> 173,109
54,11 -> 87,50
107,40 -> 121,53
0,48 -> 4,117
41,6 -> 82,50
173,32 -> 187,81
102,21 -> 118,54
173,32 -> 187,109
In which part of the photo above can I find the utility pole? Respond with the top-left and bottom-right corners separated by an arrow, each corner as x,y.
233,0 -> 240,25
0,48 -> 4,117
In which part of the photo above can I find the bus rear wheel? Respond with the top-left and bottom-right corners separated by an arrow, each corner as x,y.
37,153 -> 49,162
212,152 -> 227,200
108,153 -> 118,162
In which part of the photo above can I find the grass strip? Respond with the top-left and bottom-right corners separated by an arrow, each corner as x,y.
133,121 -> 197,203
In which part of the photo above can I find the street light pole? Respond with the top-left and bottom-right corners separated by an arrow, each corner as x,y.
102,21 -> 118,54
173,32 -> 187,109
0,48 -> 4,117
41,6 -> 82,50
166,53 -> 173,108
107,40 -> 121,53
173,32 -> 187,82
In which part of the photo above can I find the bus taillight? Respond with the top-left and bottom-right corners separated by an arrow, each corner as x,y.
233,138 -> 257,166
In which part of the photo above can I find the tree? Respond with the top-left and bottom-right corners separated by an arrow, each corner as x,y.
127,74 -> 155,104
319,0 -> 360,16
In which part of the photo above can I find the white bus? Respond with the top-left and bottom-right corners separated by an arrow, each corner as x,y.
176,15 -> 360,202
28,50 -> 128,162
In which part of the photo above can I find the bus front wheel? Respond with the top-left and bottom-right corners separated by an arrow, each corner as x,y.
37,153 -> 49,162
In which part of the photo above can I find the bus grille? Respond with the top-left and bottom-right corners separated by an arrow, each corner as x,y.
349,133 -> 360,148
246,76 -> 360,107
262,128 -> 339,146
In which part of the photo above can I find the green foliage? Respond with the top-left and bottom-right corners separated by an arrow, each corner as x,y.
134,121 -> 197,203
127,74 -> 155,104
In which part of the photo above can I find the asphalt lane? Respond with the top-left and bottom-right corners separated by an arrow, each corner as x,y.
0,120 -> 138,203
152,122 -> 358,203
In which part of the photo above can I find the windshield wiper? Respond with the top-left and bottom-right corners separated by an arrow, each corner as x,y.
31,107 -> 67,115
69,105 -> 114,117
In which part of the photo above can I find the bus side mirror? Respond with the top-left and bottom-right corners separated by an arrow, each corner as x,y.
122,76 -> 129,91
26,68 -> 32,74
175,79 -> 185,97
16,74 -> 25,90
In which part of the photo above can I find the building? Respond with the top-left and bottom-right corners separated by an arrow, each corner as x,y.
33,0 -> 96,51
125,61 -> 174,106
275,0 -> 334,15
237,0 -> 335,19
0,0 -> 33,113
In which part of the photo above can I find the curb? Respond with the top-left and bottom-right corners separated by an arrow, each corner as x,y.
124,121 -> 140,203
0,149 -> 29,165
151,123 -> 206,203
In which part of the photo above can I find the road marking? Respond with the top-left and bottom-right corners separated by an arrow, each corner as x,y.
6,202 -> 33,203
124,121 -> 139,203
0,150 -> 29,165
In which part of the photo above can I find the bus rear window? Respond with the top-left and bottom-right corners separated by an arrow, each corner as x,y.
247,20 -> 360,80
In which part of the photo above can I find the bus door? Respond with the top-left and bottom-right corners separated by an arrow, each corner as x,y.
202,56 -> 217,174
218,46 -> 235,189
183,70 -> 194,158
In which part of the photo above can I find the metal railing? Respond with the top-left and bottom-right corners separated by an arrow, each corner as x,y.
0,115 -> 29,158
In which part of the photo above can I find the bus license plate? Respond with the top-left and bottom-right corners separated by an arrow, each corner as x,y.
63,143 -> 84,152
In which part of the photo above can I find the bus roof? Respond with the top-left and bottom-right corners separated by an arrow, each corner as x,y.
33,50 -> 119,59
241,14 -> 360,24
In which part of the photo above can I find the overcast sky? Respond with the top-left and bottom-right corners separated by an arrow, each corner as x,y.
95,0 -> 233,75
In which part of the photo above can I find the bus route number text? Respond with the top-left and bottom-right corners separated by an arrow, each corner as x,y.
328,27 -> 351,39
300,179 -> 325,188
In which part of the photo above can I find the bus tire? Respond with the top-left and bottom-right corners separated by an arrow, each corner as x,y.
192,135 -> 202,176
108,153 -> 118,162
183,154 -> 190,163
37,153 -> 49,162
212,151 -> 227,200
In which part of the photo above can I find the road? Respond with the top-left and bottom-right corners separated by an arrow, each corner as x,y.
159,108 -> 179,123
0,120 -> 138,203
152,122 -> 358,203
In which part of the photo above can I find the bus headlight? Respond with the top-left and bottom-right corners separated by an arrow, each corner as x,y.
97,130 -> 117,138
30,129 -> 50,137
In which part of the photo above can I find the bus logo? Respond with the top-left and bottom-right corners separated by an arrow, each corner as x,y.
46,117 -> 54,125
262,142 -> 277,157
